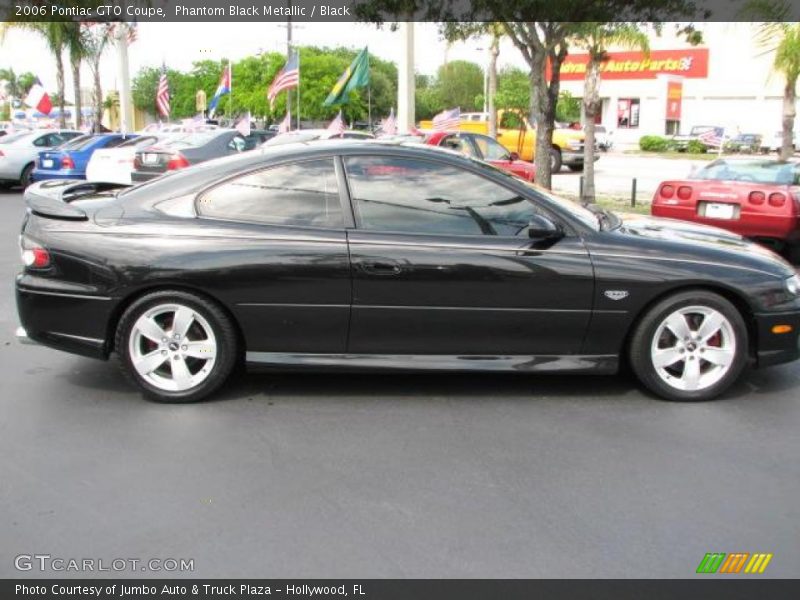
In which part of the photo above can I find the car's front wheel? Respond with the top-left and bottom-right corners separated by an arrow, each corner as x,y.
629,291 -> 748,401
116,291 -> 238,402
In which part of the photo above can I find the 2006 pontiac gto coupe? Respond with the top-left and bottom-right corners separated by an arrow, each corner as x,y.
15,141 -> 800,402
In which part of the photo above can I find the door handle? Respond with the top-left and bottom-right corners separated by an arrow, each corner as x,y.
361,260 -> 402,276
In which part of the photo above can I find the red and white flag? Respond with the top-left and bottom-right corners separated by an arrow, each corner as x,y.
277,111 -> 291,133
235,112 -> 251,137
24,78 -> 52,115
326,110 -> 345,137
380,108 -> 397,135
433,107 -> 461,131
156,64 -> 170,119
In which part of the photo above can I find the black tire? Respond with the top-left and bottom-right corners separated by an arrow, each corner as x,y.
567,164 -> 584,172
20,163 -> 34,189
629,290 -> 748,401
550,147 -> 562,173
786,242 -> 800,266
115,290 -> 238,402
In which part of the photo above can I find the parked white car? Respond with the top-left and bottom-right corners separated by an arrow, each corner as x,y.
0,129 -> 82,187
86,134 -> 171,186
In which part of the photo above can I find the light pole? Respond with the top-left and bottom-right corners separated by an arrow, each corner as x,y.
397,22 -> 415,133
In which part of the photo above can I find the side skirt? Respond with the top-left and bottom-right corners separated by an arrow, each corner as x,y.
245,352 -> 619,374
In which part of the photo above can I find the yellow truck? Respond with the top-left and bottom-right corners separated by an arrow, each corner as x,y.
420,110 -> 591,172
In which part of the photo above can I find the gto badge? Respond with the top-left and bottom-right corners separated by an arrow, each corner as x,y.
604,290 -> 629,301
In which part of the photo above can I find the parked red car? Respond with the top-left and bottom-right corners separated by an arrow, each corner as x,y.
652,158 -> 800,262
424,131 -> 536,182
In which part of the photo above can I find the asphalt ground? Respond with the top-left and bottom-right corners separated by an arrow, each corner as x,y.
0,184 -> 798,578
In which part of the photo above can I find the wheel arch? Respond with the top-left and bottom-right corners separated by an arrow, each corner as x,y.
621,283 -> 758,366
105,284 -> 246,358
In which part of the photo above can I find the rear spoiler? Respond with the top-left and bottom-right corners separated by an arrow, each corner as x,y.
24,180 -> 123,221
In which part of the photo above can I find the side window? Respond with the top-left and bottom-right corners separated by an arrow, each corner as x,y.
473,136 -> 511,161
439,135 -> 477,158
344,156 -> 540,237
197,158 -> 343,228
33,135 -> 50,147
228,136 -> 247,152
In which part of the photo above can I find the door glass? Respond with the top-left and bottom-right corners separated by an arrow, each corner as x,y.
197,158 -> 343,228
345,156 -> 541,237
438,135 -> 477,158
473,136 -> 511,161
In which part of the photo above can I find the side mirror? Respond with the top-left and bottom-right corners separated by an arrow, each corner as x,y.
509,151 -> 520,162
527,214 -> 564,240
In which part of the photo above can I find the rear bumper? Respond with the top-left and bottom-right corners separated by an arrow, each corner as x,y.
31,170 -> 85,182
131,171 -> 162,183
651,204 -> 800,242
754,309 -> 800,368
16,275 -> 114,360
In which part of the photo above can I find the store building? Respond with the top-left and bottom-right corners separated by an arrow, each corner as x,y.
557,23 -> 797,148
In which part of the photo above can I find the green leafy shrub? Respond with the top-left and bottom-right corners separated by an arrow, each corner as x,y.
686,140 -> 708,154
639,135 -> 670,152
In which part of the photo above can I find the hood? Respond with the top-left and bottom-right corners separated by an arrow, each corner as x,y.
616,212 -> 793,273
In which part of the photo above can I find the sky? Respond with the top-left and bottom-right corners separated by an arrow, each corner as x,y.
0,22 -> 529,96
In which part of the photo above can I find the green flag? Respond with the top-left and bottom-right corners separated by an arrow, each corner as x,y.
324,47 -> 370,106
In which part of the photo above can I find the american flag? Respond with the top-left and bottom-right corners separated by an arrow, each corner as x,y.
267,51 -> 300,108
380,108 -> 397,135
326,110 -> 345,137
433,107 -> 461,131
156,64 -> 170,119
277,111 -> 292,133
698,127 -> 725,148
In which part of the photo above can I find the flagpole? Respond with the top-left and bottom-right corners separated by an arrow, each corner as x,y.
367,50 -> 372,130
228,61 -> 232,124
296,50 -> 301,130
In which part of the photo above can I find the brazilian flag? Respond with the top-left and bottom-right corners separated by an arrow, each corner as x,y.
324,47 -> 370,106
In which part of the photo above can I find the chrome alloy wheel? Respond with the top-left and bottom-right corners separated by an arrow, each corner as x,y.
650,305 -> 736,392
128,303 -> 217,392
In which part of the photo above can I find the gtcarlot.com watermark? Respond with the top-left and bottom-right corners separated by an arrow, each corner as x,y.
14,554 -> 194,573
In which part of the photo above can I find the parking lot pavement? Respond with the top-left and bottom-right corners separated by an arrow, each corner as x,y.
552,152 -> 711,202
1,188 -> 799,578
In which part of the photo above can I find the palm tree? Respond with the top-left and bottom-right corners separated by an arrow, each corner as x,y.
82,24 -> 113,132
0,22 -> 68,127
756,23 -> 800,161
743,1 -> 800,161
65,22 -> 88,129
571,23 -> 650,204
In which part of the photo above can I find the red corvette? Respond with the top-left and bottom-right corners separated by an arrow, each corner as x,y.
423,131 -> 536,182
652,158 -> 800,262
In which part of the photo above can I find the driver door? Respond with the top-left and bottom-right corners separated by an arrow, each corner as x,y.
343,154 -> 594,356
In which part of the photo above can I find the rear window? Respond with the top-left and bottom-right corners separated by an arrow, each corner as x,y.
159,131 -> 222,148
693,160 -> 800,185
60,135 -> 96,151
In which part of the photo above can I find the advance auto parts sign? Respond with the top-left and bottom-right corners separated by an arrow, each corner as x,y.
555,48 -> 709,81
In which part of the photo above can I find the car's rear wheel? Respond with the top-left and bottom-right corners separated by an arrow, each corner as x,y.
20,163 -> 34,188
116,291 -> 238,402
629,291 -> 748,401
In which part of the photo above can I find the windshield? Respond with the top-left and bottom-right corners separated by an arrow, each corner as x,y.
692,159 -> 800,185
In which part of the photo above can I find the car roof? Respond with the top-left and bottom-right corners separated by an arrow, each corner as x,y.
121,139 -> 489,203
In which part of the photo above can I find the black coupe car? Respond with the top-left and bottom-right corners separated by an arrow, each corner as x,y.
16,141 -> 800,402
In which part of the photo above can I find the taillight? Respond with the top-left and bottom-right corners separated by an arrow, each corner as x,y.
61,155 -> 75,169
749,191 -> 765,204
677,186 -> 692,200
20,237 -> 51,269
660,184 -> 675,198
768,192 -> 786,207
166,152 -> 189,170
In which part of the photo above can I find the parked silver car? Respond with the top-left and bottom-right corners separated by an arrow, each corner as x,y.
0,129 -> 82,188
